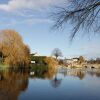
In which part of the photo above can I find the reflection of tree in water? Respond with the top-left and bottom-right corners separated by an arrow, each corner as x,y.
59,68 -> 100,80
88,71 -> 95,76
76,70 -> 85,80
31,65 -> 57,80
87,69 -> 100,77
59,68 -> 85,80
96,72 -> 100,77
0,70 -> 29,100
50,75 -> 62,88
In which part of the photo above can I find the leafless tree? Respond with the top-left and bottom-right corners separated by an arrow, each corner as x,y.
51,0 -> 100,40
52,48 -> 62,59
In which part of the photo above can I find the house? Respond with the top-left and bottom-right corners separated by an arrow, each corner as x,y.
31,61 -> 36,64
64,58 -> 79,64
72,58 -> 79,62
30,55 -> 47,65
30,52 -> 39,57
30,53 -> 38,64
63,57 -> 80,67
63,59 -> 73,64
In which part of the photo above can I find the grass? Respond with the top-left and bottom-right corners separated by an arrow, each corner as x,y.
0,63 -> 8,70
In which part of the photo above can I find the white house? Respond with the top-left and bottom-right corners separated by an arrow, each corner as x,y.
64,59 -> 73,64
72,58 -> 79,62
31,61 -> 36,64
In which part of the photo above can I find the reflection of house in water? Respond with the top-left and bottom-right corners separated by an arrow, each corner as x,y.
0,70 -> 29,100
87,69 -> 100,77
58,68 -> 85,80
58,68 -> 100,80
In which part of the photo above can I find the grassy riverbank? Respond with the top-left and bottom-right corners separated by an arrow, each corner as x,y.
0,63 -> 9,70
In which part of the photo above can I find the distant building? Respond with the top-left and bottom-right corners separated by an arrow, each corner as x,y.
63,57 -> 80,67
30,52 -> 38,56
30,55 -> 47,65
64,58 -> 79,64
31,61 -> 36,64
72,58 -> 79,62
64,59 -> 73,64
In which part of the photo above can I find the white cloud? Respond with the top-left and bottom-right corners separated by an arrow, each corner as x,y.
0,0 -> 64,12
0,0 -> 66,25
0,17 -> 53,26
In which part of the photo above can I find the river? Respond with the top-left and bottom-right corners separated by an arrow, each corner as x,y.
0,68 -> 100,100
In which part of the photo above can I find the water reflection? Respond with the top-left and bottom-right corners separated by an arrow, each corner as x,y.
58,68 -> 100,79
50,75 -> 62,88
0,70 -> 29,100
0,68 -> 100,100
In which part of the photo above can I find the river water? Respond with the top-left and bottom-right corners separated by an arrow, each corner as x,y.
0,68 -> 100,100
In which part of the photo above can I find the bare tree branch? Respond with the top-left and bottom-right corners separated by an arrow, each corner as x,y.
51,0 -> 100,40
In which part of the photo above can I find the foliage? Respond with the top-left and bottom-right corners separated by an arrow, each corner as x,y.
31,56 -> 47,65
0,29 -> 30,67
59,59 -> 64,65
96,58 -> 100,64
88,58 -> 100,64
44,57 -> 58,68
78,56 -> 85,64
30,65 -> 48,78
30,55 -> 58,67
30,57 -> 58,79
44,57 -> 58,79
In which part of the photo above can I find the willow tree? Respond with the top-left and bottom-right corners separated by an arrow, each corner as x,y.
0,30 -> 30,67
51,0 -> 100,40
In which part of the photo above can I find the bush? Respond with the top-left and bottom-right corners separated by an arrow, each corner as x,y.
31,56 -> 47,65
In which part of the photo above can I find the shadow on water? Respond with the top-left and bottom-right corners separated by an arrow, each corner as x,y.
0,67 -> 100,100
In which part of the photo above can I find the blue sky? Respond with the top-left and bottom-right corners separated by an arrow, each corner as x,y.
0,0 -> 100,59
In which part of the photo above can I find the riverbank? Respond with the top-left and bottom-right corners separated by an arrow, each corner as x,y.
58,63 -> 100,69
0,64 -> 8,70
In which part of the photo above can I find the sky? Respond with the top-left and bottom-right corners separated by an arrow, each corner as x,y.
0,0 -> 100,59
